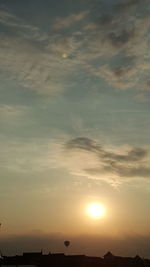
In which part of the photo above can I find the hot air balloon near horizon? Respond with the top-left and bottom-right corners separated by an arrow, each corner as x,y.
64,240 -> 70,248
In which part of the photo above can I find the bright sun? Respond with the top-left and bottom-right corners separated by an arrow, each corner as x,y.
86,203 -> 106,219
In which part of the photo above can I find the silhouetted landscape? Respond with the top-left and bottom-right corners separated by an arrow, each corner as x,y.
1,251 -> 150,267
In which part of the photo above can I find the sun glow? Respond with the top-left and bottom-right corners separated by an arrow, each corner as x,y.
86,203 -> 106,219
62,53 -> 68,58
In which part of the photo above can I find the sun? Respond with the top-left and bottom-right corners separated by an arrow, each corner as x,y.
86,203 -> 106,219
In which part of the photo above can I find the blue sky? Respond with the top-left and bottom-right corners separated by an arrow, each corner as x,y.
0,0 -> 150,257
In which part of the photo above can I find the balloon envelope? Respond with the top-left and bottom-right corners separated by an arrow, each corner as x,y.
64,240 -> 70,247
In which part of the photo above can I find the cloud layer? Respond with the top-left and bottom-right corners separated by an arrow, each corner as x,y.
0,0 -> 149,97
1,134 -> 149,186
62,137 -> 150,185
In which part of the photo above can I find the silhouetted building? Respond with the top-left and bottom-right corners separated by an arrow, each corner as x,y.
0,251 -> 149,267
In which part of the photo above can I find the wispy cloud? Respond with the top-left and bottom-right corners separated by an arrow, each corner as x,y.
0,1 -> 149,98
0,10 -> 48,41
0,104 -> 28,117
0,138 -> 54,173
1,134 -> 149,186
0,9 -> 91,96
53,10 -> 89,30
82,14 -> 150,91
115,0 -> 147,12
51,137 -> 150,186
0,34 -> 78,96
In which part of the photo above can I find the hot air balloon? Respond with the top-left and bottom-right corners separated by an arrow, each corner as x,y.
64,240 -> 70,248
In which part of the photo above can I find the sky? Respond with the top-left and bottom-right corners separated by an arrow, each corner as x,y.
0,0 -> 150,258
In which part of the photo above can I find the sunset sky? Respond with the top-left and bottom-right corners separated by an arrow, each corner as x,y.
0,0 -> 150,258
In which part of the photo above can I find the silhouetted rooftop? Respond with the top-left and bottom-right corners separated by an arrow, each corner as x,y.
0,251 -> 149,267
